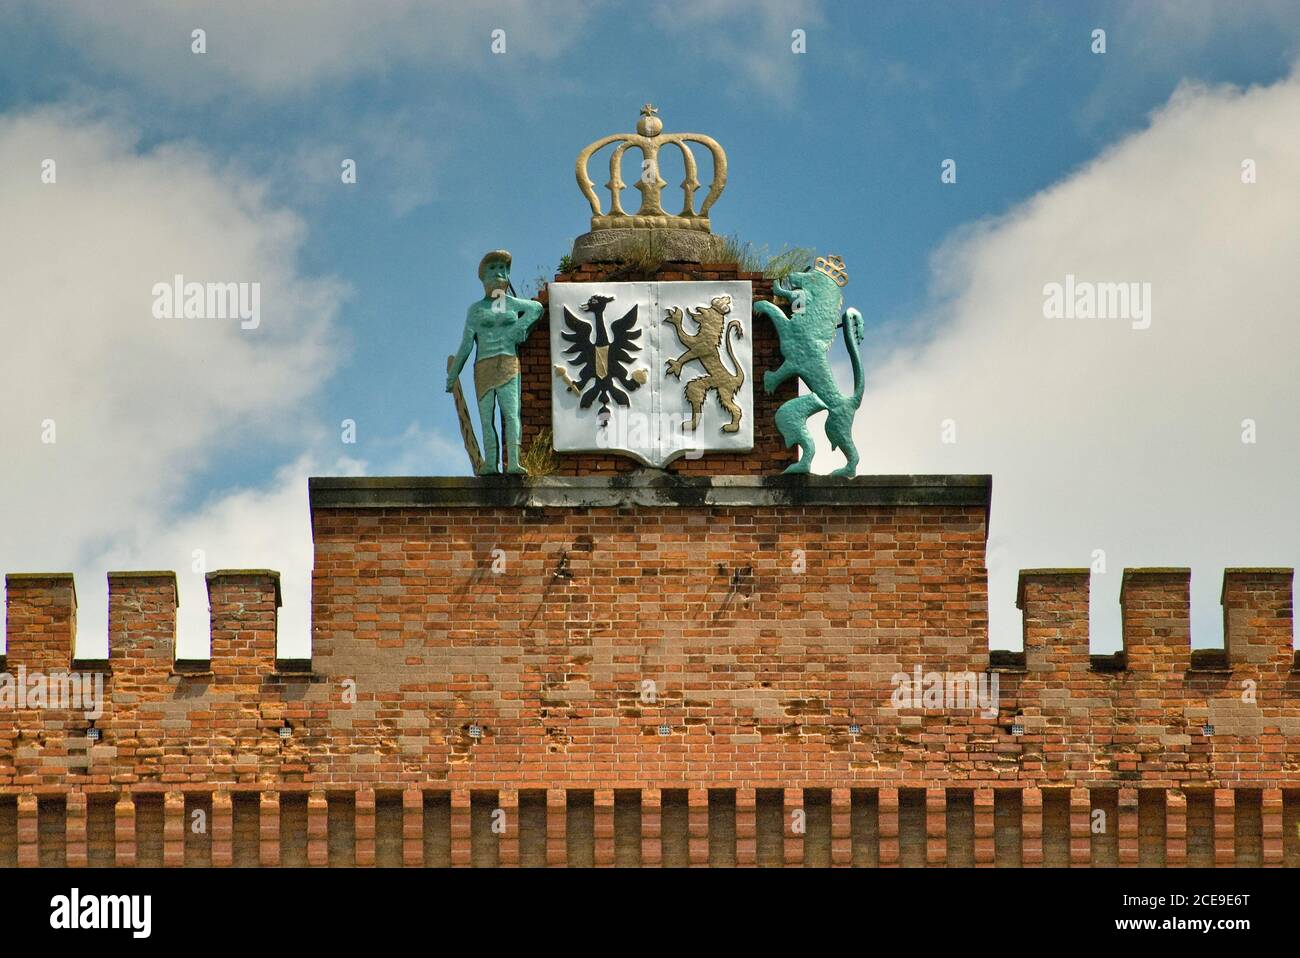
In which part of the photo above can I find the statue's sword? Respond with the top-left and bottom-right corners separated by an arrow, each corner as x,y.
447,354 -> 485,474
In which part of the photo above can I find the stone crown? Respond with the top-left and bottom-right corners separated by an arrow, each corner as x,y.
575,104 -> 728,233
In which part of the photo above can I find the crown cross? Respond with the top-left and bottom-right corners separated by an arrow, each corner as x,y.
575,106 -> 728,232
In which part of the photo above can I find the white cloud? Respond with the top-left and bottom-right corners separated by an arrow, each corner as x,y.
659,0 -> 826,106
364,420 -> 470,476
279,109 -> 452,217
836,67 -> 1300,651
24,0 -> 595,99
85,453 -> 365,661
0,105 -> 346,657
1078,1 -> 1300,130
1122,0 -> 1300,56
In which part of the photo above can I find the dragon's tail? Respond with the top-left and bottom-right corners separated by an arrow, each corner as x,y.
724,319 -> 744,386
842,308 -> 865,407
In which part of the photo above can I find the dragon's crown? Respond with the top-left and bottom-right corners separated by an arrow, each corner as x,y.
813,254 -> 849,287
576,104 -> 728,233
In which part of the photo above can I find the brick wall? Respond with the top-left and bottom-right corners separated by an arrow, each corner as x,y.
3,474 -> 1298,865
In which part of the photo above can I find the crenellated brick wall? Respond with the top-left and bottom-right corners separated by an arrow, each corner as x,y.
2,473 -> 1298,866
1,256 -> 1295,867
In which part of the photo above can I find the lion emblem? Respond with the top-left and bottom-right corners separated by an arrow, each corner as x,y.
663,294 -> 745,433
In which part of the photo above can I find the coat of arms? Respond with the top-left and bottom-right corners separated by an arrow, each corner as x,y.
556,293 -> 647,415
549,281 -> 753,466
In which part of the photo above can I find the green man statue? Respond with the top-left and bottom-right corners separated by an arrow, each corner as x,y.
446,250 -> 544,474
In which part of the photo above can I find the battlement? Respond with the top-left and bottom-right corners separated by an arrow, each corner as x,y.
4,561 -> 1293,695
3,474 -> 1300,872
3,474 -> 1298,797
1014,566 -> 1298,676
3,569 -> 283,675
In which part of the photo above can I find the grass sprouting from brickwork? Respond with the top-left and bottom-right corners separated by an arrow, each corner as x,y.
717,234 -> 814,279
545,236 -> 813,284
519,428 -> 558,477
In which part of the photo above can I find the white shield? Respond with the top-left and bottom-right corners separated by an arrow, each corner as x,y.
549,281 -> 754,467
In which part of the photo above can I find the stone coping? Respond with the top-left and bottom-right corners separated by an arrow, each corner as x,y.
308,473 -> 992,511
205,569 -> 283,607
3,572 -> 77,605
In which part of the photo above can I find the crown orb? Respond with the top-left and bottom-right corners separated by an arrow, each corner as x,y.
636,111 -> 663,137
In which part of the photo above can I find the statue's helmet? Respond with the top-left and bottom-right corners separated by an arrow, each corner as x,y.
478,249 -> 512,280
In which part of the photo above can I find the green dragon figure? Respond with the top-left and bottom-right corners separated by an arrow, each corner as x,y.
753,254 -> 865,477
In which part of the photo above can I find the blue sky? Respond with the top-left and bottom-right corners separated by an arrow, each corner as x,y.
4,0 -> 1294,496
3,1 -> 1300,654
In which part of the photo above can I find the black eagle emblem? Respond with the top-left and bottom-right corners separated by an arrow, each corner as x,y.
559,294 -> 645,415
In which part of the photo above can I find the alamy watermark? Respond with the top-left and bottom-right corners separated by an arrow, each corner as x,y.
50,888 -> 151,938
1042,274 -> 1151,330
151,274 -> 260,329
595,408 -> 705,460
890,666 -> 1000,719
0,667 -> 104,720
